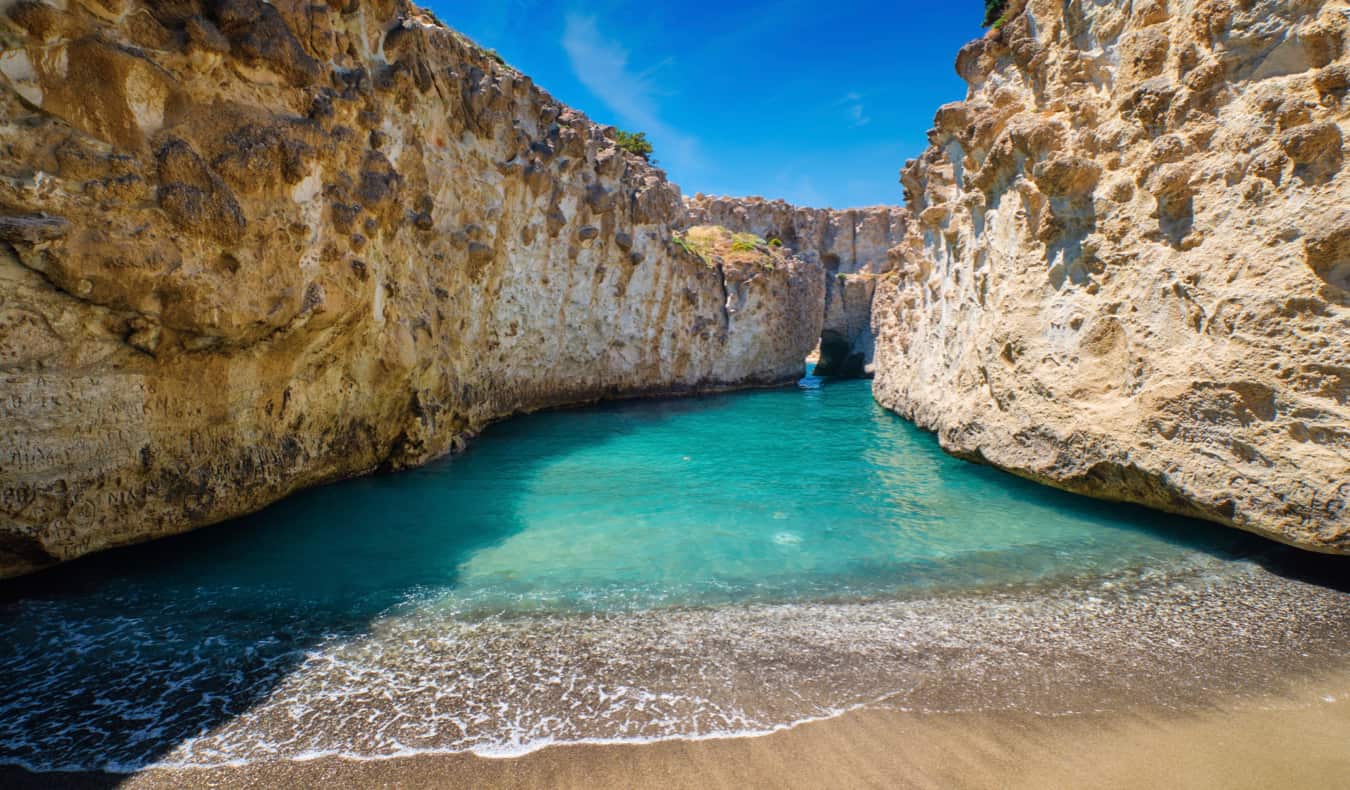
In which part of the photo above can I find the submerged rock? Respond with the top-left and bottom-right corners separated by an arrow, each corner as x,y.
871,0 -> 1350,554
0,1 -> 823,577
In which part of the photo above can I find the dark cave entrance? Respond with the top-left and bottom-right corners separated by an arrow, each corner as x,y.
812,329 -> 866,378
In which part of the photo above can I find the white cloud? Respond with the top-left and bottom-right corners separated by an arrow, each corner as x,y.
838,91 -> 871,128
561,15 -> 701,171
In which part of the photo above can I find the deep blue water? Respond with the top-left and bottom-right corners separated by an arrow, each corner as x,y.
1,376 -> 1340,770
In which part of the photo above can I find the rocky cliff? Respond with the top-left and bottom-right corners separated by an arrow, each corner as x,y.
685,195 -> 906,376
0,0 -> 824,577
873,0 -> 1350,552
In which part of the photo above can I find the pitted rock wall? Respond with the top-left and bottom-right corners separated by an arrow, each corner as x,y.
0,0 -> 824,577
685,195 -> 907,376
872,0 -> 1350,553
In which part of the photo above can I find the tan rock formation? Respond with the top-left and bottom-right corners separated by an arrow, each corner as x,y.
873,0 -> 1350,553
685,195 -> 906,376
0,1 -> 823,577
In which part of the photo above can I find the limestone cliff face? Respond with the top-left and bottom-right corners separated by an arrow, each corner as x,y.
873,0 -> 1350,552
0,0 -> 824,577
685,195 -> 907,376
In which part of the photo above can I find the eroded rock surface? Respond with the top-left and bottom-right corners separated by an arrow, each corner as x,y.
873,0 -> 1350,552
0,1 -> 823,576
685,195 -> 906,376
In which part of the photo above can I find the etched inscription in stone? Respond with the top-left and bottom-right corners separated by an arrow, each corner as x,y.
0,374 -> 149,479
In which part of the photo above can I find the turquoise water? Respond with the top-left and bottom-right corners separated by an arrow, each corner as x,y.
2,377 -> 1346,770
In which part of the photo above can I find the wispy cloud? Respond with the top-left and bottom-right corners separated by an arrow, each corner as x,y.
561,14 -> 701,172
838,91 -> 871,128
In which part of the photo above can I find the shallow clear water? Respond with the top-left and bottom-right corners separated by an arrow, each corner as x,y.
2,376 -> 1347,771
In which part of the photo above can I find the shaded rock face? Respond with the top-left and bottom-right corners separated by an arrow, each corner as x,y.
0,1 -> 824,577
685,196 -> 907,377
873,0 -> 1350,553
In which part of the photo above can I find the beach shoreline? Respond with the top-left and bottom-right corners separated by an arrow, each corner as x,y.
7,684 -> 1349,790
4,559 -> 1348,788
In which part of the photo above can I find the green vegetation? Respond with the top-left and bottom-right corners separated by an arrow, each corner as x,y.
982,0 -> 1008,28
485,48 -> 506,66
731,232 -> 766,253
672,232 -> 704,262
615,129 -> 655,162
674,226 -> 785,270
768,237 -> 783,248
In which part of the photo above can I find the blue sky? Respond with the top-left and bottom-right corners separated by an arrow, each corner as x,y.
431,1 -> 982,209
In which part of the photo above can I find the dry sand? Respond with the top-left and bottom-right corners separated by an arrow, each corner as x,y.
6,685 -> 1348,790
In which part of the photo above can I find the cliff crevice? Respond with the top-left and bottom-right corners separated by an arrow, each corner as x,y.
685,195 -> 907,376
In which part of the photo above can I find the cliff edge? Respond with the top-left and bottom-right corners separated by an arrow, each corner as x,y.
685,195 -> 907,376
0,0 -> 824,576
873,0 -> 1350,552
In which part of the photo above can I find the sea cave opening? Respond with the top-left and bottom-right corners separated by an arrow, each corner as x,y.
811,329 -> 867,379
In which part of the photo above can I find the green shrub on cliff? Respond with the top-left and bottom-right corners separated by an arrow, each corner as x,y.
615,129 -> 655,162
673,232 -> 707,263
731,233 -> 766,253
675,226 -> 784,270
982,0 -> 1008,27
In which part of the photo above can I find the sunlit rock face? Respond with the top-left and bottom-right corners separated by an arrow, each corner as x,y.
873,0 -> 1350,553
0,0 -> 824,577
685,195 -> 907,376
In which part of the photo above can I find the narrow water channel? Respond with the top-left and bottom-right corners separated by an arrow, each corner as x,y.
2,376 -> 1347,771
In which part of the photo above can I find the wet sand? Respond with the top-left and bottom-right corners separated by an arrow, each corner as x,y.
7,685 -> 1348,790
6,555 -> 1347,788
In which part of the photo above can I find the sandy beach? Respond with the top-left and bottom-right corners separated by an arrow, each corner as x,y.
4,556 -> 1348,789
6,678 -> 1348,790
